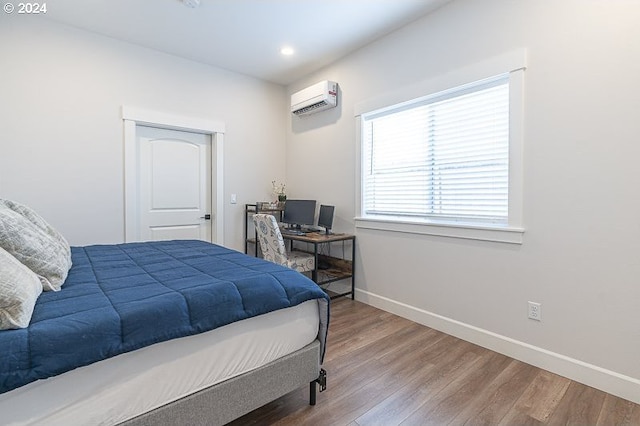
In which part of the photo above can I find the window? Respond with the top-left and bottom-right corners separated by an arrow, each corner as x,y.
363,75 -> 509,225
356,57 -> 525,244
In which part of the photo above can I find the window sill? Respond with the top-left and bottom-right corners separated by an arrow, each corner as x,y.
354,217 -> 524,244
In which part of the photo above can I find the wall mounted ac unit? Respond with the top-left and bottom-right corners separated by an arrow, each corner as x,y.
291,80 -> 338,116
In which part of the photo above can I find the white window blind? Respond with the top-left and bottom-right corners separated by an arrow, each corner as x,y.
362,75 -> 510,225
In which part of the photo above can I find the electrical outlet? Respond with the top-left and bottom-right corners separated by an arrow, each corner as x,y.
528,301 -> 541,321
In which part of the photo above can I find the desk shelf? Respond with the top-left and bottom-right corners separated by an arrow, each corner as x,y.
315,255 -> 352,285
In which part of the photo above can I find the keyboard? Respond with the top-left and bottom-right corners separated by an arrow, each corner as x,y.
282,229 -> 306,235
282,227 -> 324,235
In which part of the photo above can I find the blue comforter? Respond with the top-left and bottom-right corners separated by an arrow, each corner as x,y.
0,240 -> 329,394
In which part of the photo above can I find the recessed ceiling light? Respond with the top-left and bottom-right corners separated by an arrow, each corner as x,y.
181,0 -> 200,8
280,46 -> 295,56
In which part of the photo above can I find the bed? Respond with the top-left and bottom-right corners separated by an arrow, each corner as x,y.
0,238 -> 330,426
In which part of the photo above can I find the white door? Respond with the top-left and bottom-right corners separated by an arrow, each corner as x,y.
136,126 -> 212,242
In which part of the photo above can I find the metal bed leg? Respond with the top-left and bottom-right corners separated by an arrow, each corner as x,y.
309,381 -> 316,405
309,368 -> 327,405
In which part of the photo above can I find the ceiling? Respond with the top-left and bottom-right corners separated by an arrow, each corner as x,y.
43,0 -> 449,85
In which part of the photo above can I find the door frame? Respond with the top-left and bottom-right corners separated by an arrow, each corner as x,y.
122,106 -> 225,245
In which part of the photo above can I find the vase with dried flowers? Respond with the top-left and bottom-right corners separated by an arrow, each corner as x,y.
272,180 -> 287,203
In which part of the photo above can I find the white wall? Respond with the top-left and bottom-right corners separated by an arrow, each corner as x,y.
286,0 -> 640,402
0,17 -> 286,249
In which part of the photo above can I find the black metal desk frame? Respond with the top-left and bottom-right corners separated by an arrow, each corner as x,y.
282,232 -> 356,300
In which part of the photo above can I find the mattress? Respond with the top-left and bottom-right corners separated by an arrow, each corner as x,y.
0,299 -> 320,426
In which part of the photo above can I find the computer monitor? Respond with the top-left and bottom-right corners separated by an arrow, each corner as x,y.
282,200 -> 316,229
318,205 -> 335,234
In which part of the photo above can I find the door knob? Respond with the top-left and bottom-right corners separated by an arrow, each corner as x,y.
200,214 -> 211,220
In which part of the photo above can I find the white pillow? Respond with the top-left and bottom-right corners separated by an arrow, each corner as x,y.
0,246 -> 43,329
0,200 -> 71,291
0,199 -> 71,267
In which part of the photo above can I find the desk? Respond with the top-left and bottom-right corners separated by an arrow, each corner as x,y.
282,232 -> 355,300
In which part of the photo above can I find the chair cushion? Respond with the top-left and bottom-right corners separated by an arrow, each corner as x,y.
286,250 -> 316,273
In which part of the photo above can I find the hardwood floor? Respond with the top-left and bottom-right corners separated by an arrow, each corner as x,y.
231,298 -> 640,425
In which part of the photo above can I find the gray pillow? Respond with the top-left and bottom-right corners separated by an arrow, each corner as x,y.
0,246 -> 43,329
0,200 -> 72,291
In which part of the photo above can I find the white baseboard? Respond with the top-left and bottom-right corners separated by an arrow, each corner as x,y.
355,289 -> 640,405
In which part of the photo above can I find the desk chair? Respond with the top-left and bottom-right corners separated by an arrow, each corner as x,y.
253,214 -> 315,273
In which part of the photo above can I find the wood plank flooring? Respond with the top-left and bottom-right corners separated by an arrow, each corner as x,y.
231,298 -> 640,425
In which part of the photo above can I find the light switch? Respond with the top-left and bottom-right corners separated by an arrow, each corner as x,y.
230,194 -> 237,204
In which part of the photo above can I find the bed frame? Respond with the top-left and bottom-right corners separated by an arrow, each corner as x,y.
122,340 -> 325,426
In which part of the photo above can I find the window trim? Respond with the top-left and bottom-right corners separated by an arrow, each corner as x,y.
355,216 -> 524,244
354,49 -> 526,244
